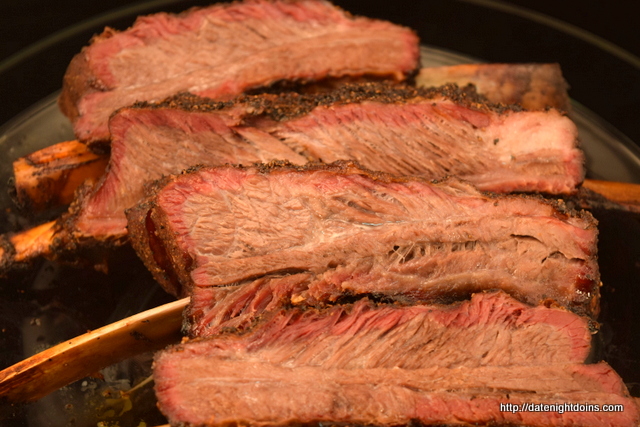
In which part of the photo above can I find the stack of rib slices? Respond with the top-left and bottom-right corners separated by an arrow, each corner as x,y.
3,0 -> 639,425
130,161 -> 639,426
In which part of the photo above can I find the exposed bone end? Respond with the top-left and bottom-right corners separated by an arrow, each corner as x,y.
12,140 -> 109,212
10,221 -> 57,263
0,221 -> 57,276
580,179 -> 640,212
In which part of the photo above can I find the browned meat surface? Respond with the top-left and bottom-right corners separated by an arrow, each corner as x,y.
416,63 -> 571,111
58,0 -> 419,145
127,161 -> 600,315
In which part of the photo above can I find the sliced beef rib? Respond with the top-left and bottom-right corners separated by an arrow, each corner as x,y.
60,82 -> 583,256
127,161 -> 600,315
59,0 -> 419,145
186,290 -> 593,367
154,342 -> 637,427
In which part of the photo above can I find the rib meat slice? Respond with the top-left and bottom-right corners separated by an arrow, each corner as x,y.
61,82 -> 583,255
154,343 -> 638,427
13,62 -> 571,215
126,161 -> 600,315
58,0 -> 419,145
186,290 -> 593,367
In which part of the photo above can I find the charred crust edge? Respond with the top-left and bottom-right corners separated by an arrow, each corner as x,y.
126,82 -> 520,123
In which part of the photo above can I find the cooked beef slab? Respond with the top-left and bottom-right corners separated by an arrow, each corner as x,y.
58,0 -> 419,145
186,291 -> 592,366
154,343 -> 638,427
127,161 -> 600,315
63,82 -> 583,254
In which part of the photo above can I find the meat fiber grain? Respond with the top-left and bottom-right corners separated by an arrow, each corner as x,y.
127,161 -> 600,315
153,347 -> 638,427
185,291 -> 593,367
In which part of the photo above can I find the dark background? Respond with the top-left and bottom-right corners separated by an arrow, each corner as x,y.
1,1 -> 638,61
0,0 -> 639,146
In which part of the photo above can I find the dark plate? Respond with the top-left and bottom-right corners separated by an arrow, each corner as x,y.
1,1 -> 640,426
